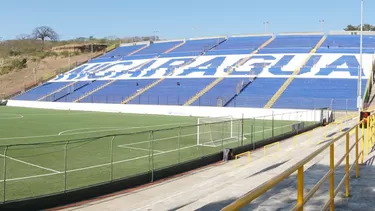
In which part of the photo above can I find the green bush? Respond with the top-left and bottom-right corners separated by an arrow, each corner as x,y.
31,51 -> 59,59
0,66 -> 14,75
8,50 -> 22,56
72,51 -> 80,56
10,58 -> 27,69
59,51 -> 70,58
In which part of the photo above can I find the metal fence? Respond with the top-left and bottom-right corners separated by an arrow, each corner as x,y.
0,110 -> 324,203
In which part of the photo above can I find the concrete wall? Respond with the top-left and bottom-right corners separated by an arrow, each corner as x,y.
7,100 -> 323,122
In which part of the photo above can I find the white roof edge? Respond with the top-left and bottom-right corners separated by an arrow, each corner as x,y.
231,33 -> 274,37
278,32 -> 324,36
120,41 -> 150,47
154,39 -> 185,44
329,31 -> 375,35
189,36 -> 227,41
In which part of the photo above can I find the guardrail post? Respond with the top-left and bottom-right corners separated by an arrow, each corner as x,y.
297,166 -> 304,211
178,127 -> 181,164
366,117 -> 370,155
330,143 -> 334,211
64,141 -> 69,193
356,126 -> 359,177
361,121 -> 365,164
2,146 -> 8,203
262,117 -> 265,140
151,131 -> 155,182
110,136 -> 115,182
346,133 -> 350,197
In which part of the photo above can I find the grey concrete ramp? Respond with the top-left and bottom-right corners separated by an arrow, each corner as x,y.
62,118 -> 359,211
333,145 -> 375,211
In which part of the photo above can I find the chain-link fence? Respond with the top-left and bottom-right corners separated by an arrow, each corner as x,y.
35,93 -> 357,111
0,109 -> 327,203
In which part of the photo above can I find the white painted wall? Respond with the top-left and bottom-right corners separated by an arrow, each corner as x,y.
7,100 -> 324,122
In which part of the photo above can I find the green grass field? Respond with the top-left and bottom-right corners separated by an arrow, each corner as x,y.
0,106 -> 314,202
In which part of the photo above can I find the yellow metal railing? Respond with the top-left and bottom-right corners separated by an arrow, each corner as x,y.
234,151 -> 251,168
263,142 -> 280,157
222,113 -> 374,211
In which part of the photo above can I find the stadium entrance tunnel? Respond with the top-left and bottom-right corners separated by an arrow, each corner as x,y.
0,123 -> 322,211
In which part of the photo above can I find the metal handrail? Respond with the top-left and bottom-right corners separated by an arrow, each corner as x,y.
222,114 -> 373,211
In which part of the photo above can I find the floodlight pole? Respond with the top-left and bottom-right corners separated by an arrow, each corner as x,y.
358,0 -> 363,111
319,20 -> 325,32
263,22 -> 269,33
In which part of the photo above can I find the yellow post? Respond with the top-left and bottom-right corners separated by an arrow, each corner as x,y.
346,133 -> 350,197
263,147 -> 266,157
362,121 -> 365,164
362,120 -> 365,141
340,121 -> 342,132
371,116 -> 374,147
297,166 -> 304,211
330,143 -> 334,211
307,132 -> 311,145
356,126 -> 359,177
367,116 -> 370,155
325,125 -> 328,138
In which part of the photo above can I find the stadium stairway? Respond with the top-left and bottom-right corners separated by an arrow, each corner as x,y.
122,39 -> 227,104
164,40 -> 186,54
183,36 -> 275,106
37,81 -> 78,101
263,35 -> 327,108
128,44 -> 150,56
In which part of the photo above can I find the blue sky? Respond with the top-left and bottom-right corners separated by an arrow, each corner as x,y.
0,0 -> 374,40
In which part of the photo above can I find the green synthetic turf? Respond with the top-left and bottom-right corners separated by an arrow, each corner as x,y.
0,106 -> 312,202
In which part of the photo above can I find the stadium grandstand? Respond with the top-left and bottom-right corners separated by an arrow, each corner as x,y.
11,32 -> 373,111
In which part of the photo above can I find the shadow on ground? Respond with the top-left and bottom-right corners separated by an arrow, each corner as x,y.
194,153 -> 375,210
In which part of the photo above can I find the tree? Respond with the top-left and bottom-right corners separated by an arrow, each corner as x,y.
344,25 -> 359,31
32,26 -> 59,45
344,24 -> 375,31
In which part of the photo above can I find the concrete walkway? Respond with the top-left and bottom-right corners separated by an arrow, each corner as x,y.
61,118 -> 360,211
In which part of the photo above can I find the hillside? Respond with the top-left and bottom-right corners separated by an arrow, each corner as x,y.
0,53 -> 99,98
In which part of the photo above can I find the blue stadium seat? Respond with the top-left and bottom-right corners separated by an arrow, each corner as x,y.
41,81 -> 93,102
160,38 -> 225,58
205,36 -> 272,55
13,82 -> 71,101
127,78 -> 215,105
266,35 -> 322,48
56,80 -> 110,102
79,79 -> 156,104
317,35 -> 375,54
132,41 -> 183,56
226,78 -> 288,108
272,78 -> 367,110
258,48 -> 312,54
100,44 -> 147,58
192,78 -> 251,106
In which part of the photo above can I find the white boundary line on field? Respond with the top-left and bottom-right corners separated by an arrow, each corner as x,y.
57,123 -> 188,136
0,113 -> 24,120
119,145 -> 165,153
0,154 -> 61,174
118,132 -> 198,147
0,122 -> 188,141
